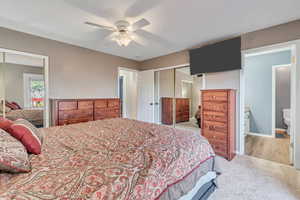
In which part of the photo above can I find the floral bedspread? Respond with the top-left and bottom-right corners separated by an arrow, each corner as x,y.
0,118 -> 215,200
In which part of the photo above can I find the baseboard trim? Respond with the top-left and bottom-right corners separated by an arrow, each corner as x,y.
246,132 -> 274,138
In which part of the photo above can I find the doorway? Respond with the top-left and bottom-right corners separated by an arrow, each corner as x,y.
243,47 -> 294,165
118,67 -> 138,119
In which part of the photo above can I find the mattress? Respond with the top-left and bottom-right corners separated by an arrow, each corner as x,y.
0,118 -> 216,199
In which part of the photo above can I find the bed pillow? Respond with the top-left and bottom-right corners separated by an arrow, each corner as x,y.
11,102 -> 22,110
0,129 -> 31,173
9,119 -> 43,155
0,117 -> 13,132
5,101 -> 18,110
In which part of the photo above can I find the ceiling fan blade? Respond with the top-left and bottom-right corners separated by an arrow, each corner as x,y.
85,22 -> 115,31
134,29 -> 177,49
131,18 -> 150,31
132,33 -> 148,46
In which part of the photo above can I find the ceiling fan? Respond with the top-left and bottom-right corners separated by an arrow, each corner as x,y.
85,18 -> 150,47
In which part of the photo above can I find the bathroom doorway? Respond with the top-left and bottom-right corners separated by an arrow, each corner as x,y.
243,47 -> 293,165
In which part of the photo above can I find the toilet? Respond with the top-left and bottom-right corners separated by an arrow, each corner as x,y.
283,109 -> 290,135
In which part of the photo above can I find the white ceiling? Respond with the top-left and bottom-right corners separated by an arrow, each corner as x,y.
0,0 -> 300,61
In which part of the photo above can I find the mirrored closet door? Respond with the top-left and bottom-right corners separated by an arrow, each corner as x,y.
174,67 -> 202,132
0,52 -> 46,128
154,68 -> 175,126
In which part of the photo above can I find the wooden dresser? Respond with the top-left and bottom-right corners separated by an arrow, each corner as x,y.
201,89 -> 236,161
51,98 -> 120,126
161,97 -> 190,125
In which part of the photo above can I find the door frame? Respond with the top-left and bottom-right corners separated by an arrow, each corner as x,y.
240,41 -> 298,167
272,64 -> 291,137
0,48 -> 50,127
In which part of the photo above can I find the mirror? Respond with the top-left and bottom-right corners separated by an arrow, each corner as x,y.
1,52 -> 45,128
154,68 -> 175,126
174,66 -> 202,132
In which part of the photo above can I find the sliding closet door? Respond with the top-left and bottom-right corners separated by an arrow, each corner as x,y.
174,67 -> 201,132
158,68 -> 175,126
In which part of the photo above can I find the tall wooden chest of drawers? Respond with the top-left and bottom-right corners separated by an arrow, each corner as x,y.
201,89 -> 236,161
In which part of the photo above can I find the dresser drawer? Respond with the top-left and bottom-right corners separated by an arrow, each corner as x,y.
210,142 -> 228,157
58,101 -> 77,111
78,101 -> 93,109
202,102 -> 228,112
59,109 -> 93,120
202,111 -> 227,123
58,118 -> 92,126
105,111 -> 120,118
94,108 -> 120,120
203,131 -> 227,142
94,109 -> 106,120
108,99 -> 120,108
203,120 -> 227,133
203,91 -> 228,102
94,100 -> 107,109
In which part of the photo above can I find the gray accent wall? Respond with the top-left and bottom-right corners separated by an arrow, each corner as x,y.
276,67 -> 291,129
245,50 -> 291,135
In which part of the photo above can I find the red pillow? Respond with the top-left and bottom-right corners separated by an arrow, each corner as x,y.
0,117 -> 13,131
11,102 -> 22,110
5,101 -> 17,110
9,119 -> 43,155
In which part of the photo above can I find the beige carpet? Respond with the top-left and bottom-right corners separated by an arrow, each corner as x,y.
209,155 -> 300,200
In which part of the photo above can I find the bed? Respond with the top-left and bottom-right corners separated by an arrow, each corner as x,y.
4,109 -> 43,127
0,118 -> 217,199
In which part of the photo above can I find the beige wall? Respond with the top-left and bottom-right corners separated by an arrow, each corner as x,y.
140,19 -> 300,70
0,27 -> 139,99
4,63 -> 43,107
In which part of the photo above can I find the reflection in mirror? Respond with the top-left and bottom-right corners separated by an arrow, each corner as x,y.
3,53 -> 45,128
174,66 -> 202,133
154,68 -> 175,126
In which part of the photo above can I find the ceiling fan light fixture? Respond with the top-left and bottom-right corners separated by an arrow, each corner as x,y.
113,31 -> 133,47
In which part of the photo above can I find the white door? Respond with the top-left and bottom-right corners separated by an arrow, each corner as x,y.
137,70 -> 154,122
